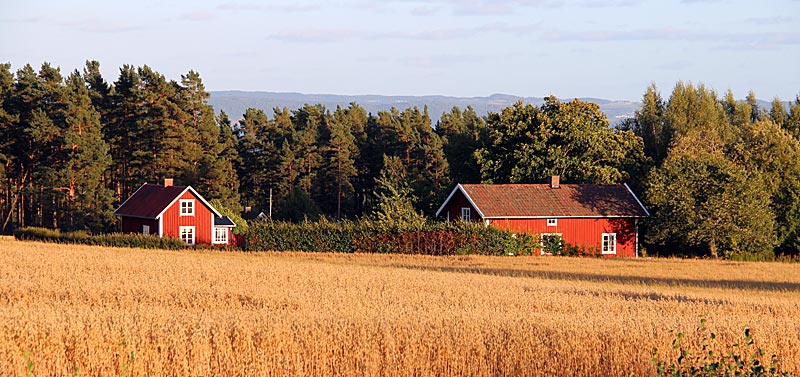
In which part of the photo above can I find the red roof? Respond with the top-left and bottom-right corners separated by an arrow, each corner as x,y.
114,184 -> 221,219
438,183 -> 649,218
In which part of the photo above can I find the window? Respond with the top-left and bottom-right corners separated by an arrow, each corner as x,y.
602,233 -> 616,254
142,225 -> 150,235
180,199 -> 195,216
214,227 -> 228,244
180,226 -> 195,245
461,207 -> 471,221
547,218 -> 557,227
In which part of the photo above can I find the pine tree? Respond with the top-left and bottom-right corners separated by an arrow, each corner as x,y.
769,97 -> 788,126
106,65 -> 145,201
177,70 -> 240,208
436,106 -> 486,185
82,60 -> 112,126
317,106 -> 359,219
138,65 -> 195,184
235,108 -> 271,210
0,63 -> 18,232
61,71 -> 115,231
371,155 -> 425,232
746,90 -> 760,123
212,111 -> 242,210
8,63 -> 67,229
786,96 -> 800,139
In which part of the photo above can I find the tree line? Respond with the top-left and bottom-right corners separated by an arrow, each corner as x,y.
1,61 -> 798,258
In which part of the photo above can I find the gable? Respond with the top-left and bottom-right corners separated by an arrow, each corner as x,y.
436,185 -> 485,218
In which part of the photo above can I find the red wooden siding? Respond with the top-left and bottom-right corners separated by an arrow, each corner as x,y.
489,218 -> 637,257
441,190 -> 481,221
120,217 -> 159,235
161,191 -> 214,244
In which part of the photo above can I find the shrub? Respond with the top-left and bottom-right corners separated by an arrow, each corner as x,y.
14,227 -> 184,250
540,234 -> 564,255
242,220 -> 538,256
652,319 -> 788,376
563,243 -> 601,257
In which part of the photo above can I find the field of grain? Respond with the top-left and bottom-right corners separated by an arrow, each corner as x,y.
1,237 -> 798,376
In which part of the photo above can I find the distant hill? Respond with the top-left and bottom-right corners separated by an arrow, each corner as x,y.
208,91 -> 641,125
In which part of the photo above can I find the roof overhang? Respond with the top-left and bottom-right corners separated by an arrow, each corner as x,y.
435,184 -> 486,218
113,183 -> 148,216
624,183 -> 650,217
214,216 -> 237,227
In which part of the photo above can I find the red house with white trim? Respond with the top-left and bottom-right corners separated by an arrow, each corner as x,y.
114,179 -> 236,246
435,176 -> 649,257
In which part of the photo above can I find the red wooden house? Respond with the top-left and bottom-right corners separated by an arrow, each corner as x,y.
435,176 -> 649,257
114,179 -> 236,246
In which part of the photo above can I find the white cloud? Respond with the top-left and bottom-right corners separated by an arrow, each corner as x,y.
179,10 -> 216,21
62,18 -> 142,34
217,2 -> 320,12
266,22 -> 541,43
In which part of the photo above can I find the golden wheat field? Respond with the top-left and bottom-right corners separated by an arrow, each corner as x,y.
0,237 -> 798,376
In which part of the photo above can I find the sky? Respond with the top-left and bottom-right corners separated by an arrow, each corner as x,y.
2,0 -> 799,101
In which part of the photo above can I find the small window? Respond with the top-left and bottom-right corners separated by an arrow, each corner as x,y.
214,227 -> 228,244
602,233 -> 616,254
142,225 -> 150,235
461,207 -> 471,221
180,226 -> 195,245
547,218 -> 557,227
180,199 -> 195,216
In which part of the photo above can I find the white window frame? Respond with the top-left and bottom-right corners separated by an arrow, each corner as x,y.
602,233 -> 617,255
180,226 -> 195,245
547,218 -> 558,227
213,227 -> 228,245
539,232 -> 563,255
461,207 -> 471,221
142,225 -> 150,235
180,199 -> 195,216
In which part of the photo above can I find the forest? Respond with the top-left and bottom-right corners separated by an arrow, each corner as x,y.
1,61 -> 799,258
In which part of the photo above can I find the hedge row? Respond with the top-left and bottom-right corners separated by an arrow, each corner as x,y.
242,221 -> 540,256
13,227 -> 185,250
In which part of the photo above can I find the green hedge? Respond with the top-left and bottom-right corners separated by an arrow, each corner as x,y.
13,227 -> 185,250
242,220 -> 539,256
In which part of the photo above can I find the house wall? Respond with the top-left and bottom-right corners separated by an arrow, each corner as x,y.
161,191 -> 214,244
489,217 -> 637,257
441,190 -> 481,221
120,217 -> 159,235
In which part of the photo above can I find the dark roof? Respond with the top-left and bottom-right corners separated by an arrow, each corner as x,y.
114,183 -> 221,219
438,183 -> 649,218
214,216 -> 236,227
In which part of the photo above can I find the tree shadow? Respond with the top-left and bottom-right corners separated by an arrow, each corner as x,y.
568,184 -> 648,247
553,287 -> 734,305
391,264 -> 800,292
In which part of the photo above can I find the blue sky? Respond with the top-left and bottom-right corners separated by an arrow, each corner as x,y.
2,0 -> 798,101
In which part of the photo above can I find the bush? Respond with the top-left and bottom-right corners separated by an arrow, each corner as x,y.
652,319 -> 788,376
14,227 -> 185,250
540,234 -> 564,255
563,243 -> 601,257
242,220 -> 538,256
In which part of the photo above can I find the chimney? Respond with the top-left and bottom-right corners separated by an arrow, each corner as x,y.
164,178 -> 173,187
548,175 -> 560,189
